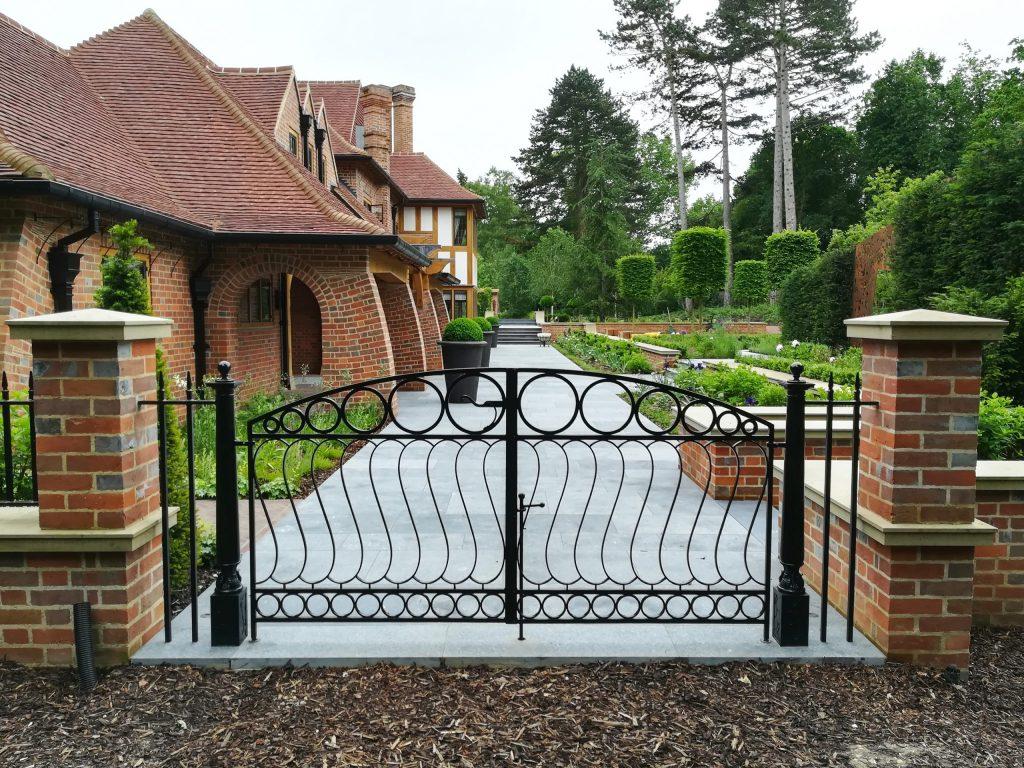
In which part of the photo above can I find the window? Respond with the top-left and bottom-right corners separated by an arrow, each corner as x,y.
453,291 -> 468,318
453,208 -> 468,246
240,279 -> 274,323
369,204 -> 384,222
354,124 -> 365,149
288,132 -> 298,156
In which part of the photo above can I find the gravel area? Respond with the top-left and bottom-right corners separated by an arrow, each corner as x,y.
1,626 -> 1021,767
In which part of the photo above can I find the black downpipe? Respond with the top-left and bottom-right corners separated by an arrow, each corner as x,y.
299,113 -> 312,170
190,243 -> 213,386
73,602 -> 98,693
314,126 -> 326,183
48,209 -> 99,312
279,273 -> 290,389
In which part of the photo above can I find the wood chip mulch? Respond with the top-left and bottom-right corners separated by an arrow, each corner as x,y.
1,626 -> 1022,767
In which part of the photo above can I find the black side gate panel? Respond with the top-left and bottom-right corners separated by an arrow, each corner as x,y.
245,368 -> 775,640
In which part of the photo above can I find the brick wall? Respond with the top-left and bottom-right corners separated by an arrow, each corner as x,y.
431,289 -> 450,330
290,278 -> 322,376
851,226 -> 893,320
974,487 -> 1024,625
415,289 -> 442,369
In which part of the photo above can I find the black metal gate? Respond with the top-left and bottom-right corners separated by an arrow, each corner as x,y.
243,367 -> 776,640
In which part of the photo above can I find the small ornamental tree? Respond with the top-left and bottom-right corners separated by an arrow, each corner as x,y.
538,295 -> 555,311
764,230 -> 820,292
671,227 -> 727,310
615,254 -> 655,316
95,220 -> 200,589
477,287 -> 493,316
732,260 -> 768,306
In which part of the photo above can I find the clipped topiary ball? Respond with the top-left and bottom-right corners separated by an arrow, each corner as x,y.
442,317 -> 484,342
624,353 -> 653,374
471,316 -> 493,333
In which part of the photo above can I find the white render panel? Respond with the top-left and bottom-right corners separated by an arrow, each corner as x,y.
402,207 -> 416,231
454,251 -> 468,284
436,207 -> 453,246
420,207 -> 433,232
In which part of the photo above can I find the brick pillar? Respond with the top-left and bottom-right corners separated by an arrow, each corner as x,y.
844,309 -> 1006,668
431,288 -> 450,330
377,280 -> 427,388
360,84 -> 392,171
392,84 -> 415,154
0,309 -> 173,665
415,286 -> 442,370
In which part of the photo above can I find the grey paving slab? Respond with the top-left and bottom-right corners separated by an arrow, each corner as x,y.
135,343 -> 884,668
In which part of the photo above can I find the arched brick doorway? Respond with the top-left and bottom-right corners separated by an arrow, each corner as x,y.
288,276 -> 322,381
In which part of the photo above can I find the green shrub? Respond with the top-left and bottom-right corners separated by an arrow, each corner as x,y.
732,260 -> 768,306
477,287 -> 493,315
810,246 -> 855,347
675,364 -> 786,407
671,227 -> 727,308
442,318 -> 484,342
978,392 -> 1024,461
94,220 -> 152,314
623,354 -> 653,374
471,316 -> 493,333
538,294 -> 555,309
764,230 -> 820,290
615,254 -> 656,313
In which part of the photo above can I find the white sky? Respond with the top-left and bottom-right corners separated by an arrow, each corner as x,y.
3,0 -> 1022,197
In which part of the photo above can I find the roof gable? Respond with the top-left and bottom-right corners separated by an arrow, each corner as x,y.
215,67 -> 293,136
390,153 -> 483,209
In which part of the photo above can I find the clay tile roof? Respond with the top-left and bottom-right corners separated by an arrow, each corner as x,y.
214,67 -> 293,136
390,153 -> 484,208
300,81 -> 361,144
0,10 -> 386,236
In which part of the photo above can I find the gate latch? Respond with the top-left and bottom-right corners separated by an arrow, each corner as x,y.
517,493 -> 545,516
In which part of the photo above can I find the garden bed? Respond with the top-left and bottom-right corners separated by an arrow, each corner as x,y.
0,626 -> 1021,766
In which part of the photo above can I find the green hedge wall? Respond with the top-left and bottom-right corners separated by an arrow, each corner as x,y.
732,260 -> 768,306
778,246 -> 855,346
764,230 -> 820,290
671,227 -> 727,307
615,254 -> 655,309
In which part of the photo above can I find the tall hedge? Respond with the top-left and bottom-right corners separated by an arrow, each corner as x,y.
778,246 -> 855,346
764,230 -> 820,290
671,227 -> 727,308
615,253 -> 655,312
732,260 -> 768,306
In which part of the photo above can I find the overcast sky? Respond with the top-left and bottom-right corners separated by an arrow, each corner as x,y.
4,1 -> 1022,197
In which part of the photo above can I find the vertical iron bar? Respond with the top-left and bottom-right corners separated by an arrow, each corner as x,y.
157,372 -> 171,642
28,372 -> 38,502
820,373 -> 835,643
504,368 -> 519,627
210,361 -> 247,646
763,431 -> 774,643
185,372 -> 199,643
2,372 -> 13,502
846,373 -> 863,643
248,424 -> 257,642
773,362 -> 812,647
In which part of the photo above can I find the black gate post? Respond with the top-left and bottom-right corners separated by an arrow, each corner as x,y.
503,369 -> 519,627
773,362 -> 813,646
210,361 -> 247,646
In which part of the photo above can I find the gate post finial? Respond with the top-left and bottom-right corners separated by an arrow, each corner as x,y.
210,360 -> 247,646
773,362 -> 813,646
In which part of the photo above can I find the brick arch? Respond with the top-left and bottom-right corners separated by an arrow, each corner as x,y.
205,247 -> 396,389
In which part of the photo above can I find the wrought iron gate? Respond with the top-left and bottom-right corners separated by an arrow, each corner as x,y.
242,367 -> 776,639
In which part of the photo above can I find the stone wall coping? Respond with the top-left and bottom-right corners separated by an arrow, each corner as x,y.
8,308 -> 173,342
630,339 -> 681,357
976,460 -> 1024,491
0,506 -> 176,552
845,308 -> 1007,342
773,459 -> 997,546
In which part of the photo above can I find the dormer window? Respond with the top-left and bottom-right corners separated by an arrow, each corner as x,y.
354,125 -> 365,149
288,132 -> 299,156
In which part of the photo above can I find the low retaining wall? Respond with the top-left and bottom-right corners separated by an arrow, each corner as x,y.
973,461 -> 1024,626
542,321 -> 774,341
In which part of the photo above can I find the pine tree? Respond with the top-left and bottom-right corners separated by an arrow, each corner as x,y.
601,0 -> 693,229
717,0 -> 880,231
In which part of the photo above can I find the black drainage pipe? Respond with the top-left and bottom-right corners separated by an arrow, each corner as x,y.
73,602 -> 97,693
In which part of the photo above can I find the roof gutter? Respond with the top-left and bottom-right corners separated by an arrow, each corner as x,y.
0,179 -> 430,265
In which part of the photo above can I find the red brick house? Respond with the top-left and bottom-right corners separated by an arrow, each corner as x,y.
0,9 -> 484,391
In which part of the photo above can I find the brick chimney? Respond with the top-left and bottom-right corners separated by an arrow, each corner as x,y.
360,84 -> 393,170
392,84 -> 415,154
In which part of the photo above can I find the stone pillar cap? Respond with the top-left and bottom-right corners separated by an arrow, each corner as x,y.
845,308 -> 1007,341
8,308 -> 173,342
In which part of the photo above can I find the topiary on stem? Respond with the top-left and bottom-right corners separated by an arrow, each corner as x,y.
764,230 -> 820,292
671,227 -> 727,312
442,317 -> 484,342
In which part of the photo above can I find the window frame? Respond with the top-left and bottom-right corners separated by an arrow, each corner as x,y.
452,208 -> 468,247
240,278 -> 275,324
288,132 -> 299,156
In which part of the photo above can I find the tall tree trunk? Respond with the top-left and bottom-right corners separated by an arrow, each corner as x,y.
721,77 -> 734,305
779,46 -> 797,230
772,73 -> 784,233
668,88 -> 688,230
